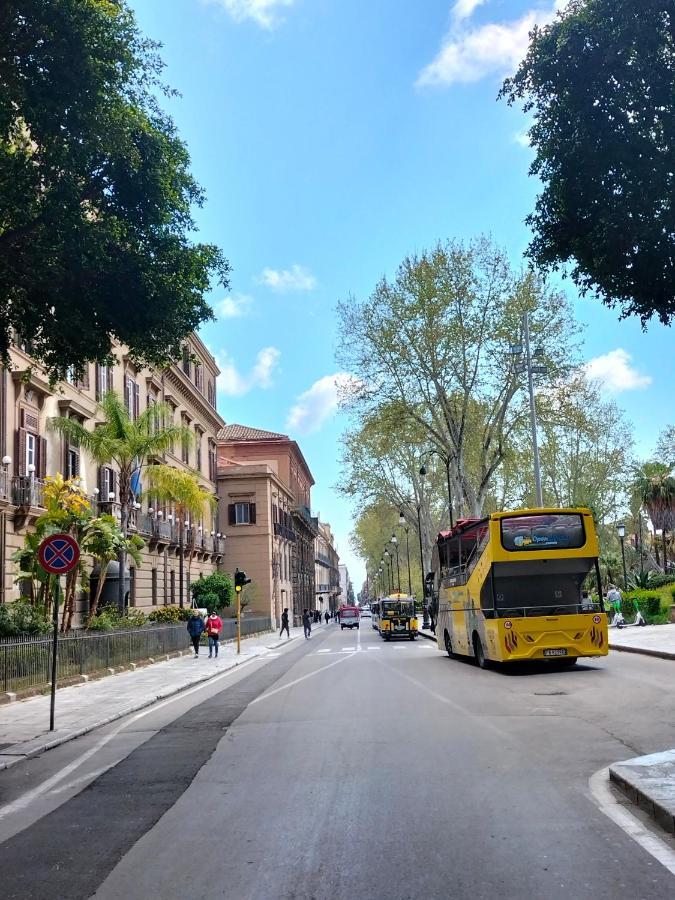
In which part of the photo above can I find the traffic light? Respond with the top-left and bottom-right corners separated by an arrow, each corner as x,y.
234,568 -> 251,591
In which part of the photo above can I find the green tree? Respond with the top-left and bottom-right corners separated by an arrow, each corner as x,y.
49,391 -> 192,613
501,1 -> 675,324
191,573 -> 233,614
146,465 -> 217,607
337,237 -> 579,517
633,462 -> 675,573
0,0 -> 229,380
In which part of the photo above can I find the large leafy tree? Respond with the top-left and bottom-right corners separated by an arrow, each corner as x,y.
49,391 -> 191,612
501,1 -> 675,324
337,237 -> 579,516
633,462 -> 675,572
0,1 -> 229,379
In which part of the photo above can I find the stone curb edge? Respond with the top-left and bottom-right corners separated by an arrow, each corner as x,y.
0,633 -> 297,773
609,765 -> 675,835
418,631 -> 437,642
608,644 -> 675,661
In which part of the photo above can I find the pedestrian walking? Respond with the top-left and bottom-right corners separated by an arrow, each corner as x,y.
606,583 -> 622,617
280,607 -> 290,639
206,611 -> 223,658
187,610 -> 205,657
324,610 -> 329,624
302,608 -> 312,639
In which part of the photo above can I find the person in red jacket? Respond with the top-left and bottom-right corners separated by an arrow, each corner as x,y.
206,612 -> 223,658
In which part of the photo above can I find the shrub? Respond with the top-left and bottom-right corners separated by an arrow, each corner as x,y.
0,600 -> 50,637
88,607 -> 147,631
88,612 -> 115,631
191,573 -> 233,613
623,591 -> 665,624
148,606 -> 187,624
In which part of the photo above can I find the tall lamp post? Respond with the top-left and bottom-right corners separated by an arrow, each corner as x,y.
418,466 -> 431,629
420,447 -> 455,529
508,312 -> 547,507
390,533 -> 401,593
384,548 -> 394,595
617,523 -> 628,589
400,510 -> 412,596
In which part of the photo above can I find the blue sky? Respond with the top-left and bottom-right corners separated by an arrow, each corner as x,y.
130,0 -> 673,587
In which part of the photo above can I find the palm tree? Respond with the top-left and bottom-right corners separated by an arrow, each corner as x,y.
49,392 -> 192,613
81,515 -> 144,627
634,462 -> 675,573
146,465 -> 217,607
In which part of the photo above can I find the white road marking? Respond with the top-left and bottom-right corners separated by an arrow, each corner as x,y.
250,652 -> 355,704
317,648 -> 331,654
588,767 -> 675,876
0,653 -> 263,821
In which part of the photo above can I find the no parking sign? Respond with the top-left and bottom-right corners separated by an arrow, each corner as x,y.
38,533 -> 80,575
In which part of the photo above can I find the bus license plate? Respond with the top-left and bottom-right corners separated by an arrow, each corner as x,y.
543,648 -> 567,657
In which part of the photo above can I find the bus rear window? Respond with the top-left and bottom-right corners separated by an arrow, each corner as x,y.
500,514 -> 585,552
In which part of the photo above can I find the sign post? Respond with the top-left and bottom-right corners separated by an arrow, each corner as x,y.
235,585 -> 241,655
38,534 -> 81,731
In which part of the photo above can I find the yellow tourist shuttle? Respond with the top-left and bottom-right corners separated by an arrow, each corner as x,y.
374,593 -> 419,641
432,508 -> 608,667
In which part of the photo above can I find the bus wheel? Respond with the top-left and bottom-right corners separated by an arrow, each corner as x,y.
473,635 -> 488,669
444,630 -> 453,658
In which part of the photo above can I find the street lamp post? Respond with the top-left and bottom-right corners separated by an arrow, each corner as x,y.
617,523 -> 628,590
509,312 -> 546,507
391,533 -> 401,593
384,548 -> 393,595
418,466 -> 431,629
420,447 -> 454,529
400,510 -> 412,596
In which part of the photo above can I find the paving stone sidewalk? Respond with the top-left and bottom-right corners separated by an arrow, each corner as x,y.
610,749 -> 675,835
0,623 -> 322,771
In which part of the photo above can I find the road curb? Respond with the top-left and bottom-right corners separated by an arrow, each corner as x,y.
609,750 -> 675,835
0,638 -> 288,773
418,630 -> 437,642
608,644 -> 675,661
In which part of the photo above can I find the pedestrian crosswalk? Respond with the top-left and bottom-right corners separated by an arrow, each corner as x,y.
311,643 -> 434,656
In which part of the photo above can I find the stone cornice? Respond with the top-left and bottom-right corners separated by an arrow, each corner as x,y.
164,368 -> 223,434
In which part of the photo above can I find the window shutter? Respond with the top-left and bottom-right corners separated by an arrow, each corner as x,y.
249,503 -> 256,524
107,366 -> 114,392
133,382 -> 140,420
98,466 -> 105,496
95,365 -> 101,400
17,428 -> 27,476
38,437 -> 47,479
124,377 -> 130,413
73,451 -> 80,478
228,504 -> 235,526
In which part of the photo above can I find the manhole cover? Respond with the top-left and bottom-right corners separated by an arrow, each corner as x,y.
534,690 -> 567,696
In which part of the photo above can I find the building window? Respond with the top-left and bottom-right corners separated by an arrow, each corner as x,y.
125,376 -> 139,420
67,447 -> 80,479
181,424 -> 190,465
151,568 -> 158,606
95,365 -> 113,400
194,362 -> 203,393
228,502 -> 256,525
170,570 -> 175,601
208,442 -> 217,482
207,380 -> 216,408
26,432 -> 37,473
195,429 -> 202,472
99,466 -> 115,501
182,346 -> 191,377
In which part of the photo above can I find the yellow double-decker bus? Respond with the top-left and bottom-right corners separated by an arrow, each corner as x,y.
432,509 -> 608,668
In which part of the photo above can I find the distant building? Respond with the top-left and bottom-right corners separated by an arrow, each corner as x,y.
217,425 -> 318,626
315,521 -> 340,614
339,564 -> 353,606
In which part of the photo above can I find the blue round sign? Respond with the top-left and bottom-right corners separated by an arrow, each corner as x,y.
38,534 -> 80,575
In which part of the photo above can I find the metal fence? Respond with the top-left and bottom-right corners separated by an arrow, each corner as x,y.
0,616 -> 272,694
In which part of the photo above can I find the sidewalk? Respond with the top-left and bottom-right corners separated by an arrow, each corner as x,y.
419,623 -> 675,660
610,750 -> 675,835
0,623 -> 321,771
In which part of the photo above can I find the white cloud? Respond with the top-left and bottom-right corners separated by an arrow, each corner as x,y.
216,292 -> 254,319
286,373 -> 359,435
584,349 -> 652,394
207,0 -> 295,29
216,346 -> 281,396
452,0 -> 488,21
417,1 -> 567,88
513,128 -> 532,148
258,264 -> 317,293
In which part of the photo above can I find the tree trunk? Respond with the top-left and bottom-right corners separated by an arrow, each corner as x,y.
117,500 -> 128,615
663,530 -> 668,574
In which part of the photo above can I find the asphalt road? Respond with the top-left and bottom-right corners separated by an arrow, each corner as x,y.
1,621 -> 675,900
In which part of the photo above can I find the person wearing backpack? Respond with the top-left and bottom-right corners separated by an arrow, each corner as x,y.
205,611 -> 223,658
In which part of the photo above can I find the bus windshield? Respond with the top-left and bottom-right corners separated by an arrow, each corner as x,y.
382,600 -> 414,617
501,513 -> 585,552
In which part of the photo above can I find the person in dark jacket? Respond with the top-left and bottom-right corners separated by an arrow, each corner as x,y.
187,611 -> 205,657
302,609 -> 311,639
279,607 -> 290,639
324,610 -> 329,624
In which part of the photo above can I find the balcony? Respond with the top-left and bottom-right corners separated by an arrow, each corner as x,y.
274,522 -> 296,542
315,552 -> 331,567
11,476 -> 46,510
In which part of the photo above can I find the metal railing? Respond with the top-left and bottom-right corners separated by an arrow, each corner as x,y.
274,522 -> 296,541
0,616 -> 272,694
